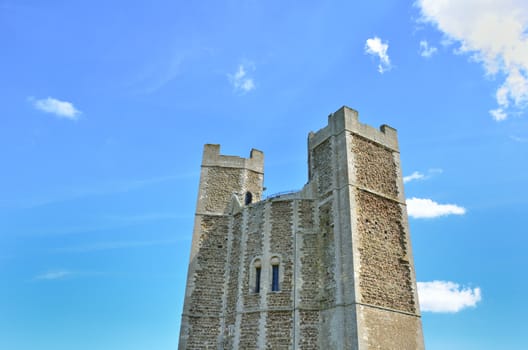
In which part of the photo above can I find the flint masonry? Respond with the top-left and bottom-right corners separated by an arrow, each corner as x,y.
178,106 -> 425,349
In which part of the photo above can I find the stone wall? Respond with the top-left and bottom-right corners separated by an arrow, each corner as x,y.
186,215 -> 229,347
267,201 -> 294,308
185,316 -> 220,350
243,204 -> 264,309
204,167 -> 242,213
239,312 -> 260,348
245,170 -> 264,203
356,189 -> 415,313
299,201 -> 318,308
352,132 -> 416,314
297,199 -> 320,348
360,305 -> 424,349
299,233 -> 319,303
312,139 -> 333,195
352,135 -> 398,198
266,311 -> 293,349
298,310 -> 319,349
318,201 -> 336,308
224,212 -> 243,347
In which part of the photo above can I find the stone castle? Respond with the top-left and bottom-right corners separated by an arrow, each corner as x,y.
178,106 -> 425,349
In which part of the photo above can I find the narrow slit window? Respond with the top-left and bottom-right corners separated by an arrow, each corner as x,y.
255,266 -> 261,293
271,264 -> 279,292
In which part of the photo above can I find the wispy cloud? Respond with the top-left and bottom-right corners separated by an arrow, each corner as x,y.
130,53 -> 185,94
20,211 -> 191,237
418,280 -> 482,312
404,168 -> 443,183
34,270 -> 73,280
105,212 -> 187,223
1,173 -> 197,209
365,36 -> 392,73
56,239 -> 181,253
33,269 -> 104,281
30,97 -> 81,120
404,171 -> 426,183
407,197 -> 466,218
228,63 -> 255,93
416,0 -> 528,121
419,40 -> 438,58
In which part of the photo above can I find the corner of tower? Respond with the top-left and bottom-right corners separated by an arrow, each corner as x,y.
327,105 -> 360,132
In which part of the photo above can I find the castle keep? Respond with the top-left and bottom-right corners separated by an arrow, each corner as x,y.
179,106 -> 425,349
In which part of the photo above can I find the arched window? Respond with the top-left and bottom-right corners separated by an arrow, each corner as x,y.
245,191 -> 253,205
271,256 -> 280,292
251,258 -> 262,293
255,262 -> 262,293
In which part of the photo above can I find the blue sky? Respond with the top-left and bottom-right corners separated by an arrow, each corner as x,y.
1,0 -> 528,349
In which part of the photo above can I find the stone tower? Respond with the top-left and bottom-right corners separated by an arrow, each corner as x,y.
179,106 -> 424,349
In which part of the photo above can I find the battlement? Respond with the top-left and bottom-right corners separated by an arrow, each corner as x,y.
308,106 -> 399,152
201,144 -> 264,174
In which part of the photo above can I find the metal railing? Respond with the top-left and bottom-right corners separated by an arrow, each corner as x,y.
263,189 -> 300,200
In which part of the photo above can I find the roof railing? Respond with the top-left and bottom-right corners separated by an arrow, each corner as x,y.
264,189 -> 299,200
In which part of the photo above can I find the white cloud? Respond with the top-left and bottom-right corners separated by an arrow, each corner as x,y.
416,0 -> 528,121
418,280 -> 482,312
31,97 -> 81,120
406,197 -> 466,218
490,108 -> 507,121
34,270 -> 72,280
404,168 -> 443,183
365,36 -> 392,73
404,171 -> 426,183
419,40 -> 438,58
229,64 -> 255,93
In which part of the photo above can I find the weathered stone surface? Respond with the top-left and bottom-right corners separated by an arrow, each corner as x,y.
359,305 -> 424,350
266,311 -> 293,349
356,189 -> 415,313
188,216 -> 229,315
318,201 -> 336,308
313,139 -> 333,195
239,312 -> 260,349
352,135 -> 398,199
186,316 -> 220,350
204,167 -> 242,213
267,201 -> 293,309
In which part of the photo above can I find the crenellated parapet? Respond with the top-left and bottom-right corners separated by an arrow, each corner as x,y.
308,106 -> 399,152
202,144 -> 264,174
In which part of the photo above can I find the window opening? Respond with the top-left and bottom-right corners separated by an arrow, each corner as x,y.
245,191 -> 253,205
272,264 -> 279,292
255,266 -> 261,293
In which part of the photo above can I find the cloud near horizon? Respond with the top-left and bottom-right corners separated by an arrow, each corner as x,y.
365,36 -> 392,73
418,280 -> 482,312
416,0 -> 528,121
406,197 -> 466,218
30,97 -> 81,120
